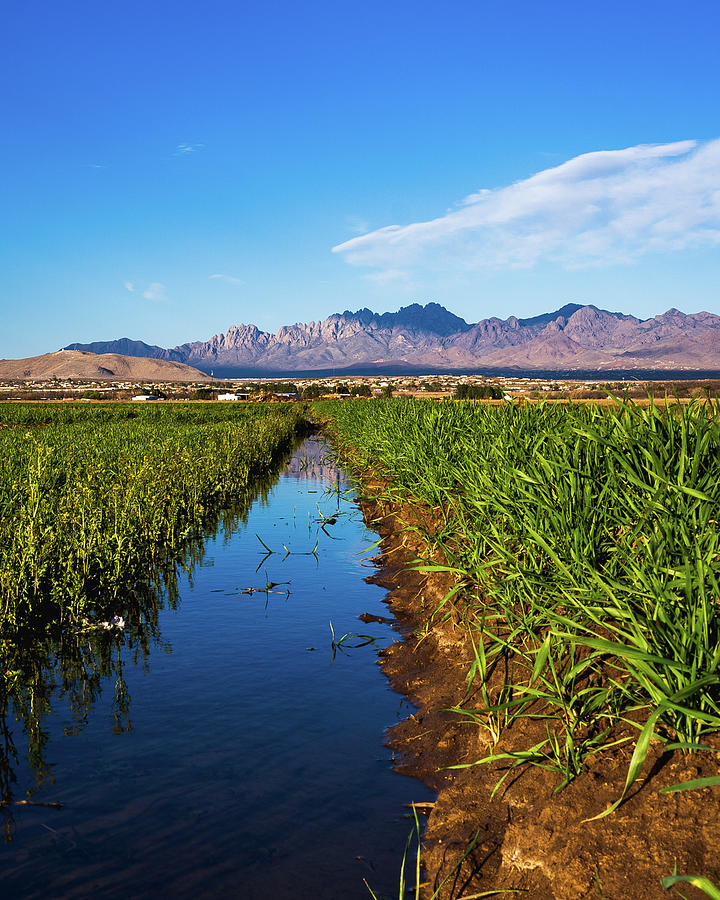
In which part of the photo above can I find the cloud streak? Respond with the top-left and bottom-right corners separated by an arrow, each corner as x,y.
174,143 -> 205,155
209,273 -> 244,285
124,280 -> 168,302
333,139 -> 720,275
142,282 -> 167,302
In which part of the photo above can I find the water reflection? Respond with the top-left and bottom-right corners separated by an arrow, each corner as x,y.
0,443 -> 294,841
1,630 -> 131,841
282,434 -> 344,483
0,436 -> 433,899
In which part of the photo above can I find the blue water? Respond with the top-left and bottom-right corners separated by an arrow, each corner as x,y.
1,437 -> 432,899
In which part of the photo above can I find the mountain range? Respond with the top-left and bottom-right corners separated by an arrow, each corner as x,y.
63,302 -> 720,375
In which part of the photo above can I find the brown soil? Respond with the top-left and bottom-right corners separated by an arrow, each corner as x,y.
357,485 -> 720,900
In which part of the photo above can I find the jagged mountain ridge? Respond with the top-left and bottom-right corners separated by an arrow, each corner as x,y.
64,302 -> 720,374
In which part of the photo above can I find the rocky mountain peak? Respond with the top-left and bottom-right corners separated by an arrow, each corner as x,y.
63,302 -> 720,374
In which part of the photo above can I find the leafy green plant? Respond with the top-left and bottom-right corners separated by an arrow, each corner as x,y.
316,396 -> 720,812
0,401 -> 308,633
364,807 -> 522,899
661,871 -> 720,898
328,621 -> 379,662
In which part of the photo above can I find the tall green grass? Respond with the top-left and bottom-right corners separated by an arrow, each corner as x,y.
0,402 -> 307,633
318,397 -> 720,804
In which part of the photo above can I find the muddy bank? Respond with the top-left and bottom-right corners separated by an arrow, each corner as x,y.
357,484 -> 720,900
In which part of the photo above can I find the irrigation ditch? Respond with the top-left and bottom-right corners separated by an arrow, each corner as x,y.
1,408 -> 438,899
3,398 -> 720,898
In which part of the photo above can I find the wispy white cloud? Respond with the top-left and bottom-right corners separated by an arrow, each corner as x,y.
345,215 -> 371,236
142,282 -> 167,302
174,143 -> 205,156
333,139 -> 720,277
209,273 -> 245,285
125,280 -> 168,301
364,268 -> 419,290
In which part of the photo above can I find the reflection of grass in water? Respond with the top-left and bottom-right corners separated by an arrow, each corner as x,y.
255,531 -> 320,561
224,571 -> 291,598
329,621 -> 382,663
0,625 -> 138,840
285,437 -> 343,482
0,407 -> 313,840
364,808 -> 512,899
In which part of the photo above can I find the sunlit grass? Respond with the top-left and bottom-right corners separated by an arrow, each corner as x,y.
0,402 -> 307,634
317,396 -> 720,811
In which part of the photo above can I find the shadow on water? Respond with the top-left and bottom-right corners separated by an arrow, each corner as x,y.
0,436 -> 433,899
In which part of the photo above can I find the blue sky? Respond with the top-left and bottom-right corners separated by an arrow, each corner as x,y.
2,0 -> 718,358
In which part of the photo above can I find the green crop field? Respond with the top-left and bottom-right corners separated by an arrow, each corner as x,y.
0,402 -> 307,635
318,396 -> 720,808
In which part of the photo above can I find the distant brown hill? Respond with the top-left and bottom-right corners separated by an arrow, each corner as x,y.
0,350 -> 212,382
64,302 -> 720,375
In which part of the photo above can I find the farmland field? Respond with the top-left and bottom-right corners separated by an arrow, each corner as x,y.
317,396 -> 720,898
0,402 -> 307,634
4,395 -> 720,897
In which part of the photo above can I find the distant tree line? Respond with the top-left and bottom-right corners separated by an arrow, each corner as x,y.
332,383 -> 372,397
300,383 -> 371,398
454,383 -> 504,400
